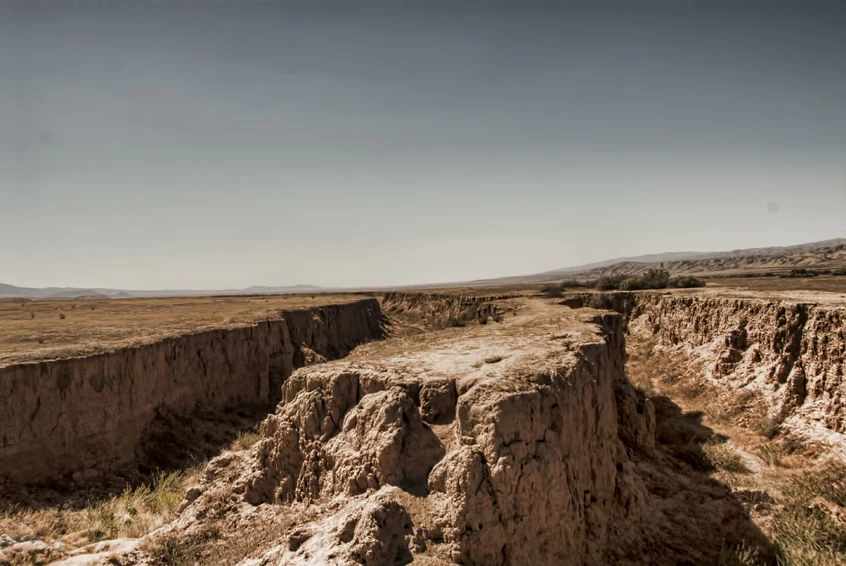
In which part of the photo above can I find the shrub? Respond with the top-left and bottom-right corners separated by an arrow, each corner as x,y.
668,276 -> 706,288
596,275 -> 627,290
781,268 -> 820,278
540,283 -> 564,298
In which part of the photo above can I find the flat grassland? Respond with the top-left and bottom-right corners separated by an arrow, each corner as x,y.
0,293 -> 370,366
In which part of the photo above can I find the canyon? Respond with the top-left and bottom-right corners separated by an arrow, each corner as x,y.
0,288 -> 844,565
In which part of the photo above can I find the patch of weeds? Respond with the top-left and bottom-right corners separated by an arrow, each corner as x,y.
718,541 -> 761,566
703,441 -> 749,474
85,470 -> 191,543
677,380 -> 707,400
86,506 -> 119,542
142,532 -> 199,566
771,461 -> 846,565
753,443 -> 785,467
782,461 -> 846,507
772,504 -> 846,566
234,430 -> 261,451
752,415 -> 782,440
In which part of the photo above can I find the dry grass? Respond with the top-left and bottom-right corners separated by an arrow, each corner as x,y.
718,541 -> 762,566
703,441 -> 749,474
232,429 -> 261,451
0,468 -> 202,554
753,442 -> 786,467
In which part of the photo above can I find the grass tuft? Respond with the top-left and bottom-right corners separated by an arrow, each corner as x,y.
702,441 -> 749,474
233,430 -> 261,451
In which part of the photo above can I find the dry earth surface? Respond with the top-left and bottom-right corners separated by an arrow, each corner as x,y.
0,294 -> 372,366
1,281 -> 845,565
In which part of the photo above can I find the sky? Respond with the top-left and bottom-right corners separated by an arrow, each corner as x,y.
1,0 -> 844,289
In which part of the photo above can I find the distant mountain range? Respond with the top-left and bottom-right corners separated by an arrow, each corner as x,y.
465,238 -> 846,286
3,238 -> 844,299
0,283 -> 323,300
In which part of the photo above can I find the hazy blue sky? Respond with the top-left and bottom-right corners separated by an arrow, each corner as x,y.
2,0 -> 844,289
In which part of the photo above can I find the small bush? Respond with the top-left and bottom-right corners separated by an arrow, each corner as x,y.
596,274 -> 627,291
59,313 -> 66,320
668,276 -> 706,288
540,283 -> 564,298
781,268 -> 820,278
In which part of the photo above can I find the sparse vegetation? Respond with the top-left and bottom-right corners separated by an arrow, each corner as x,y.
718,541 -> 761,566
233,430 -> 261,450
753,442 -> 785,467
0,468 -> 199,556
85,470 -> 189,542
781,268 -> 820,278
540,283 -> 564,298
592,269 -> 705,291
702,441 -> 748,474
668,275 -> 707,288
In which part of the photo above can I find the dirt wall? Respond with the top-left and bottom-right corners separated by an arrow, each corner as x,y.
0,299 -> 385,484
563,291 -> 846,440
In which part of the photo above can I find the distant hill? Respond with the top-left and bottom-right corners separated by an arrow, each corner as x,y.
465,238 -> 846,286
538,238 -> 846,279
574,242 -> 846,280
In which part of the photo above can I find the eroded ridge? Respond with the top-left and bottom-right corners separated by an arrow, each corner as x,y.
80,300 -> 768,566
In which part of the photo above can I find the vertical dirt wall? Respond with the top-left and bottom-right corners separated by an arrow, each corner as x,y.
0,299 -> 384,484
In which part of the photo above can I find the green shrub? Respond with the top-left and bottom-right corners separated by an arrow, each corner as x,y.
540,283 -> 564,298
668,276 -> 706,288
596,275 -> 627,290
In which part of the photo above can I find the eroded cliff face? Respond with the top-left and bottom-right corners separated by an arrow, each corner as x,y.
561,291 -> 846,447
628,294 -> 846,443
381,292 -> 506,330
112,303 -> 765,566
0,300 -> 385,485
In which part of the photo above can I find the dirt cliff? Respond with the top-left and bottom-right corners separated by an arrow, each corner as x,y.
0,300 -> 385,485
625,293 -> 845,446
94,300 -> 766,566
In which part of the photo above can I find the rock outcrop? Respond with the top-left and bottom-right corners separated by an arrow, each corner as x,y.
0,300 -> 385,484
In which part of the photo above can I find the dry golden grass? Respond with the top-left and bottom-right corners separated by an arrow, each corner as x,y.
0,293 -> 368,366
0,467 -> 202,554
232,429 -> 261,451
